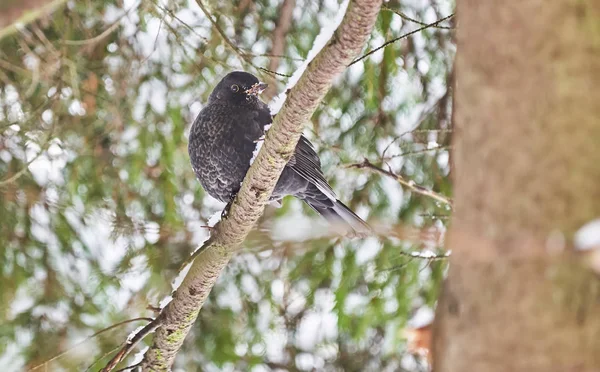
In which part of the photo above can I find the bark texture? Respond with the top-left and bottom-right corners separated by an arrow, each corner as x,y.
433,1 -> 600,371
138,0 -> 383,370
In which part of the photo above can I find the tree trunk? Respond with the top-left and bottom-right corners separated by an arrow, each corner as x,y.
433,1 -> 600,371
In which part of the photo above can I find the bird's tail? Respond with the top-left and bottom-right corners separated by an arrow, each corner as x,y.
303,196 -> 371,238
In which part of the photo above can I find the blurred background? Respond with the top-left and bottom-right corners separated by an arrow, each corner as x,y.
0,0 -> 454,370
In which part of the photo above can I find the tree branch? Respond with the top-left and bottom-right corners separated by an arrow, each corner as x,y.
29,317 -> 153,371
349,13 -> 454,66
382,6 -> 454,30
347,159 -> 453,207
103,0 -> 384,370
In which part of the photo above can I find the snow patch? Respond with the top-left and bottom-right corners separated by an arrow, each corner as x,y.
207,210 -> 222,227
250,137 -> 264,166
171,261 -> 192,291
159,295 -> 173,309
130,346 -> 150,365
410,250 -> 450,259
408,306 -> 434,328
574,219 -> 600,251
126,325 -> 149,344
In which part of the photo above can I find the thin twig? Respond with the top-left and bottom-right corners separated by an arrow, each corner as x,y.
61,1 -> 140,45
384,144 -> 451,160
349,14 -> 454,66
0,123 -> 57,188
85,345 -> 123,372
381,250 -> 450,273
115,361 -> 143,372
152,1 -> 210,43
100,317 -> 162,372
347,159 -> 453,207
140,18 -> 164,64
382,6 -> 454,30
194,0 -> 292,78
253,53 -> 304,62
61,6 -> 132,47
397,250 -> 450,260
380,129 -> 452,163
28,317 -> 153,371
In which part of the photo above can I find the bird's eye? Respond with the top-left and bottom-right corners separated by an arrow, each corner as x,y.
231,84 -> 239,92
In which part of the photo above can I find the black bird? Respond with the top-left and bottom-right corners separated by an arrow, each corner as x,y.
188,71 -> 370,236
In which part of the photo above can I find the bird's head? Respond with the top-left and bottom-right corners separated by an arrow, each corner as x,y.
209,71 -> 268,105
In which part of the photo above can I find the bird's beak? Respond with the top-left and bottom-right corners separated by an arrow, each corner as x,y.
245,82 -> 268,96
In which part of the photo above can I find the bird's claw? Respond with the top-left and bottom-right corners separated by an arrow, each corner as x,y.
221,194 -> 237,219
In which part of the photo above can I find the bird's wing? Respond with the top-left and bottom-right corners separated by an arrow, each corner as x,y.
252,101 -> 336,200
287,136 -> 337,200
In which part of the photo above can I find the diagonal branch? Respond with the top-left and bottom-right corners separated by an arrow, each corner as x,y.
382,6 -> 454,30
29,317 -> 153,371
349,13 -> 454,66
99,0 -> 384,370
348,158 -> 453,207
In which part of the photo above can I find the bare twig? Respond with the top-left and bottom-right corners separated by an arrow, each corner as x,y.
253,53 -> 304,62
115,362 -> 142,372
349,14 -> 454,66
0,123 -> 56,188
382,6 -> 454,30
152,1 -> 210,43
384,144 -> 451,160
61,8 -> 128,46
0,153 -> 42,187
195,0 -> 291,78
100,317 -> 162,372
60,2 -> 139,46
381,129 -> 452,160
85,345 -> 123,372
381,250 -> 450,273
347,159 -> 453,207
29,317 -> 153,371
115,362 -> 143,372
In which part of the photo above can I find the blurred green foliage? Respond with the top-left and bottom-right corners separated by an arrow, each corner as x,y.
0,0 -> 454,370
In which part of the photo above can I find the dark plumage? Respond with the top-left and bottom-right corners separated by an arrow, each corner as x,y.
188,71 -> 370,236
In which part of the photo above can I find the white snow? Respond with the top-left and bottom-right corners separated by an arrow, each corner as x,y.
126,325 -> 148,344
159,295 -> 173,309
249,124 -> 271,166
408,306 -> 434,328
207,210 -> 222,227
171,261 -> 192,291
249,137 -> 264,166
130,346 -> 150,365
574,219 -> 600,251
